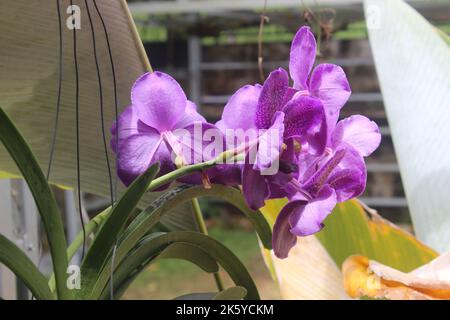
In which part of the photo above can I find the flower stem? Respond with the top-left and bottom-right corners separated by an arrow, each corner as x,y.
190,198 -> 225,291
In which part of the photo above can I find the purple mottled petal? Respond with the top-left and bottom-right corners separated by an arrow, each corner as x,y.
242,163 -> 270,210
255,68 -> 289,129
296,151 -> 320,184
302,148 -> 346,195
331,146 -> 367,201
282,94 -> 327,155
131,72 -> 187,132
328,168 -> 365,202
282,87 -> 297,106
221,84 -> 261,130
289,26 -> 317,90
173,101 -> 206,129
289,185 -> 337,236
272,201 -> 303,259
331,115 -> 381,157
309,63 -> 351,134
117,132 -> 170,186
254,111 -> 284,172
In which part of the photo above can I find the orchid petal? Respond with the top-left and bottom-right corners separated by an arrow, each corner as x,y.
172,122 -> 221,165
110,105 -> 138,152
331,146 -> 367,201
131,71 -> 187,132
309,63 -> 351,133
173,101 -> 206,129
328,168 -> 365,202
254,111 -> 285,173
117,132 -> 172,186
289,185 -> 337,236
289,26 -> 317,90
255,68 -> 289,129
242,163 -> 270,210
273,201 -> 302,258
282,94 -> 327,155
210,164 -> 243,186
221,84 -> 261,130
332,115 -> 381,157
302,148 -> 346,195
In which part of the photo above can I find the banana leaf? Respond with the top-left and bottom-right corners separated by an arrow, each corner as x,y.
0,0 -> 196,230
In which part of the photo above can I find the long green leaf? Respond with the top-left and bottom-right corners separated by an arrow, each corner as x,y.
100,232 -> 259,300
0,108 -> 69,299
174,292 -> 217,300
122,185 -> 271,269
88,184 -> 271,298
99,239 -> 220,299
213,286 -> 247,300
48,209 -> 110,291
0,234 -> 54,300
79,163 -> 159,298
156,242 -> 219,273
174,286 -> 247,300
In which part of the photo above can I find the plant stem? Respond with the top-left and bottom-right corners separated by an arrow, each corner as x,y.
190,198 -> 225,291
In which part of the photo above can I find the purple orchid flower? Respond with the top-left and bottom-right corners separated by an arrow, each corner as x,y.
215,68 -> 327,209
272,115 -> 381,258
111,71 -> 214,187
289,26 -> 351,139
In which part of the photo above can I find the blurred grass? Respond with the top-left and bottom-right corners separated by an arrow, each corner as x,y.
122,223 -> 280,300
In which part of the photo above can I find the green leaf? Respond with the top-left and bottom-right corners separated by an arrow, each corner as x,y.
0,108 -> 69,299
364,0 -> 450,252
156,242 -> 219,273
99,238 -> 220,299
121,185 -> 271,265
213,286 -> 247,300
174,292 -> 216,300
48,209 -> 110,291
0,234 -> 54,300
100,232 -> 260,300
173,286 -> 247,300
90,184 -> 270,298
80,163 -> 159,298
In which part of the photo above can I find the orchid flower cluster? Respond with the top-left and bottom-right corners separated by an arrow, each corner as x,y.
111,26 -> 381,259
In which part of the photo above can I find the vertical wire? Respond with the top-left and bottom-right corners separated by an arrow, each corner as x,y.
33,0 -> 65,300
70,0 -> 86,260
47,0 -> 64,181
84,0 -> 114,205
92,0 -> 120,300
92,0 -> 119,202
